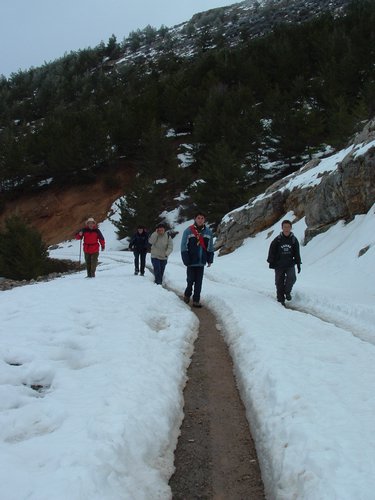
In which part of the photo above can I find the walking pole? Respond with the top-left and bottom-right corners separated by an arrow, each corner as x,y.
79,238 -> 82,265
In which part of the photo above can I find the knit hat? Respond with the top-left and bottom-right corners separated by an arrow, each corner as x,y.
86,217 -> 96,224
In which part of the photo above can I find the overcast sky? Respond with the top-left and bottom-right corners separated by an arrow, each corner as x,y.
0,0 -> 239,78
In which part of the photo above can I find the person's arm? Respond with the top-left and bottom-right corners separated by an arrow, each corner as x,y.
97,229 -> 105,250
129,234 -> 135,250
180,229 -> 190,266
206,229 -> 214,265
75,228 -> 84,240
294,239 -> 301,272
267,239 -> 277,268
149,231 -> 157,246
166,234 -> 173,257
143,233 -> 149,251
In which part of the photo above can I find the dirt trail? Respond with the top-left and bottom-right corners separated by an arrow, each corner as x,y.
169,305 -> 265,500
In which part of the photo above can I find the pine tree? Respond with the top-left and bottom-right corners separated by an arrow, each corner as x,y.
189,142 -> 250,226
0,216 -> 49,280
112,178 -> 163,240
137,121 -> 178,180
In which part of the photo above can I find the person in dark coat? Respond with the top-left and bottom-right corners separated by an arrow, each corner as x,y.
75,217 -> 105,278
129,225 -> 149,276
267,219 -> 301,305
180,212 -> 214,308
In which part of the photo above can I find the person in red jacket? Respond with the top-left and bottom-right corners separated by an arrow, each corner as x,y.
75,217 -> 105,278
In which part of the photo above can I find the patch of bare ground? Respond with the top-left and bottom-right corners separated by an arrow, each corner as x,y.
0,165 -> 134,245
169,305 -> 265,500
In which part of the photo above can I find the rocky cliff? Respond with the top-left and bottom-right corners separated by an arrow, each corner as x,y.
215,118 -> 375,254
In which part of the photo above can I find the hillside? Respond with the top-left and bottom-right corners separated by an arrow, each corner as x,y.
1,0 -> 374,239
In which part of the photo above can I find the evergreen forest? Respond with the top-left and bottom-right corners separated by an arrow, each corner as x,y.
0,0 -> 374,227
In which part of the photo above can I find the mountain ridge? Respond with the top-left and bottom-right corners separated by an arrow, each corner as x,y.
1,0 -> 374,245
110,0 -> 351,70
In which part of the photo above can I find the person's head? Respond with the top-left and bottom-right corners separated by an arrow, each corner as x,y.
137,225 -> 145,233
86,217 -> 96,228
194,212 -> 206,227
156,223 -> 166,234
281,220 -> 292,236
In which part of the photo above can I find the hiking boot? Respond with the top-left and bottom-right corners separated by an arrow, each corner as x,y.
140,272 -> 144,276
285,293 -> 292,301
193,302 -> 202,308
183,296 -> 190,304
134,271 -> 139,275
277,297 -> 285,306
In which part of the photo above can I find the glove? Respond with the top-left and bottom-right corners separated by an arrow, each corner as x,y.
297,264 -> 301,274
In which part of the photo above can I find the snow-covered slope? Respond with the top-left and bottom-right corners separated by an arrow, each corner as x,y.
0,193 -> 374,498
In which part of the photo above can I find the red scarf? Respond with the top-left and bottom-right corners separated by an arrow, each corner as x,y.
190,224 -> 207,251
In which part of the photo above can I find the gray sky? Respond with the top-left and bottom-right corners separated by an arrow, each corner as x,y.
0,0 -> 239,78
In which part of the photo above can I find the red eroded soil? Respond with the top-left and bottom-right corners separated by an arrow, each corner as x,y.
0,168 -> 133,245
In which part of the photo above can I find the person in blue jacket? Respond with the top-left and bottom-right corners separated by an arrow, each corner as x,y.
129,225 -> 149,276
181,212 -> 214,308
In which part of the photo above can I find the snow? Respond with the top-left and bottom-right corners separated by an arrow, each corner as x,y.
0,262 -> 197,500
1,198 -> 375,496
353,139 -> 375,159
177,144 -> 194,168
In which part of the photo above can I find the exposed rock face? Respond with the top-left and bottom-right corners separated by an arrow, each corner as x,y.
216,191 -> 286,255
304,145 -> 375,242
216,119 -> 375,254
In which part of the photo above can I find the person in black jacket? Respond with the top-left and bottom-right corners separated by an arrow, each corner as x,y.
129,225 -> 149,276
267,220 -> 301,305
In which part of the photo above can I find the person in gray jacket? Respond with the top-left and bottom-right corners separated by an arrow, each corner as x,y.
148,223 -> 173,284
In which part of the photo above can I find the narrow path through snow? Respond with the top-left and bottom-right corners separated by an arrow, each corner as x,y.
202,271 -> 375,346
169,303 -> 265,499
283,301 -> 375,345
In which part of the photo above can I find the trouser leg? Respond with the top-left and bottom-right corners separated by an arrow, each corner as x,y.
184,267 -> 194,298
152,258 -> 162,284
192,267 -> 204,303
275,268 -> 286,301
140,252 -> 147,274
85,253 -> 92,277
284,267 -> 296,294
159,260 -> 167,282
90,253 -> 99,277
134,251 -> 140,273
